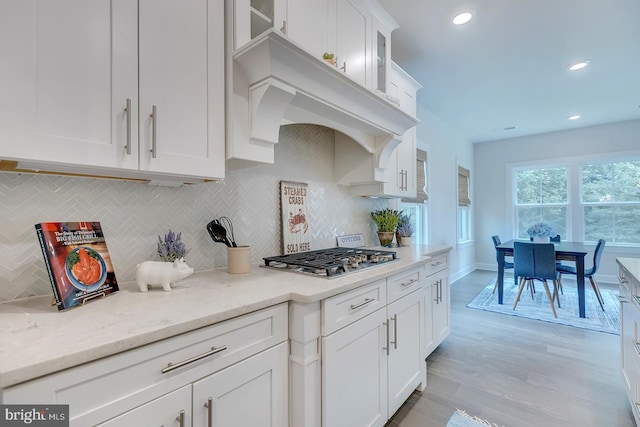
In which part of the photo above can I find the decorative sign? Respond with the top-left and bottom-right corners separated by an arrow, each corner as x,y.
280,181 -> 311,255
336,233 -> 365,248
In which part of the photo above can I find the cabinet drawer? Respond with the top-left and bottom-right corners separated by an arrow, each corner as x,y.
425,253 -> 449,276
387,266 -> 422,303
322,279 -> 386,336
2,303 -> 288,427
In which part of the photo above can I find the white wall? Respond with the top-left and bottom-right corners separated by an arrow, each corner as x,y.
474,119 -> 640,283
416,105 -> 476,282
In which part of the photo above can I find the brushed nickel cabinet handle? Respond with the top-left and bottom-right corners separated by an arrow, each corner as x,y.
204,397 -> 213,427
433,281 -> 439,303
124,98 -> 131,155
150,105 -> 157,158
350,298 -> 374,310
391,314 -> 398,349
401,278 -> 418,287
439,279 -> 444,303
341,61 -> 346,72
617,295 -> 629,303
161,345 -> 227,374
383,321 -> 390,355
619,274 -> 629,284
176,410 -> 185,427
281,20 -> 287,34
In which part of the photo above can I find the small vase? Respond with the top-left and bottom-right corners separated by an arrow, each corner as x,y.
401,236 -> 413,246
532,236 -> 550,243
377,231 -> 394,247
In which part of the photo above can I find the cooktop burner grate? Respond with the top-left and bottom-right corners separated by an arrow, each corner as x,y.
263,247 -> 397,277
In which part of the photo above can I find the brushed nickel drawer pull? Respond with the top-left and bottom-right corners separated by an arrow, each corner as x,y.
350,298 -> 374,310
176,409 -> 185,427
150,105 -> 157,158
401,278 -> 418,287
618,295 -> 630,303
161,345 -> 227,374
619,274 -> 629,284
124,98 -> 131,155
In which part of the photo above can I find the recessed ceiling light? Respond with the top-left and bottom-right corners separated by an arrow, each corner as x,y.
452,12 -> 473,25
568,114 -> 581,120
568,60 -> 590,71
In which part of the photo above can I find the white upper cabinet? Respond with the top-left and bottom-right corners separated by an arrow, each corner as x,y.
138,0 -> 224,179
0,0 -> 137,169
275,0 -> 330,60
0,0 -> 224,182
333,0 -> 369,86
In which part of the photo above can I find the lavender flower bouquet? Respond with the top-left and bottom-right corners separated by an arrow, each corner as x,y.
158,230 -> 190,262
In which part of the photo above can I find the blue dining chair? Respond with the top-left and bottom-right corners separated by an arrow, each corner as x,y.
491,235 -> 517,294
513,242 -> 561,318
557,239 -> 606,311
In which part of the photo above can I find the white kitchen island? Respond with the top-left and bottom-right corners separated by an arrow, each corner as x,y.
0,245 -> 451,427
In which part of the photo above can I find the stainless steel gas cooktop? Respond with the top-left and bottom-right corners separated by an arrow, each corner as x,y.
262,247 -> 397,278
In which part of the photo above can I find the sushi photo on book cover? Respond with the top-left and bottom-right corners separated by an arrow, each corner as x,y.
35,221 -> 119,310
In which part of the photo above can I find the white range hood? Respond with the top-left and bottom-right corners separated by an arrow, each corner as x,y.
226,29 -> 418,179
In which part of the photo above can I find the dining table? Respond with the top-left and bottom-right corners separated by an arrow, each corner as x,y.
495,240 -> 589,318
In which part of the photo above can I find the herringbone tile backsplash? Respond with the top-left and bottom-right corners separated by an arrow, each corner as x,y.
0,125 -> 385,301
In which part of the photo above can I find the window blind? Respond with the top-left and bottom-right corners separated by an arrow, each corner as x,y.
458,166 -> 471,206
402,149 -> 428,203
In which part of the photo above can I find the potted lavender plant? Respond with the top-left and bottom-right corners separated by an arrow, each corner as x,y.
396,214 -> 415,246
158,230 -> 190,262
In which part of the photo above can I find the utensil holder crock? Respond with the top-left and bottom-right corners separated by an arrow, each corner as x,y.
227,246 -> 251,274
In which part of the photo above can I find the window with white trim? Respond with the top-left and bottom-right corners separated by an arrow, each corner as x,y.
457,166 -> 472,243
514,167 -> 568,240
582,160 -> 640,244
511,157 -> 640,245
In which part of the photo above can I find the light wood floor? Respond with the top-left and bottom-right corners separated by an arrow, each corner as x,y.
386,269 -> 635,427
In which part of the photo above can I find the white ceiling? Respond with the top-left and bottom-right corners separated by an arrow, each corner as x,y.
378,0 -> 640,143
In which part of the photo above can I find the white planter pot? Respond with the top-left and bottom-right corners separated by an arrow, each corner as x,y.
401,236 -> 413,246
532,236 -> 550,243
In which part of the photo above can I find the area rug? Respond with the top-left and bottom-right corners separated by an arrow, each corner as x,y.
466,278 -> 620,334
447,409 -> 502,427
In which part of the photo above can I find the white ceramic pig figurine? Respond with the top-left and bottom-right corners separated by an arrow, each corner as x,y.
136,258 -> 194,292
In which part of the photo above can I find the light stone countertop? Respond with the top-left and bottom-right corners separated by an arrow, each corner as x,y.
617,257 -> 640,284
0,245 -> 451,389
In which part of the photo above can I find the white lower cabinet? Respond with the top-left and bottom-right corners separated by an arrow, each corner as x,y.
2,304 -> 288,427
323,307 -> 388,427
192,342 -> 288,427
424,254 -> 451,357
387,290 -> 423,415
618,259 -> 640,425
322,274 -> 424,427
97,385 -> 192,427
